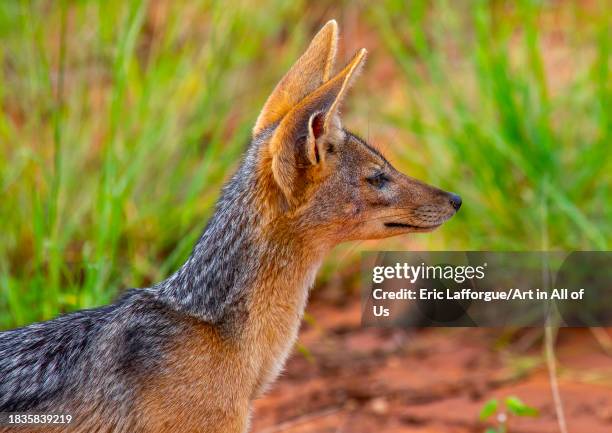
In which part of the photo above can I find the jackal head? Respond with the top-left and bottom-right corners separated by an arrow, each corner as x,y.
252,20 -> 460,246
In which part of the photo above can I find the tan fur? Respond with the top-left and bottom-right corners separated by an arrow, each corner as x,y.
138,321 -> 250,433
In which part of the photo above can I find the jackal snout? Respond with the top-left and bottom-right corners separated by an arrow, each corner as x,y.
400,173 -> 461,224
391,174 -> 462,231
337,155 -> 461,241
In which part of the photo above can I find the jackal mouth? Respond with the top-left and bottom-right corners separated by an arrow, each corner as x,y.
384,222 -> 441,231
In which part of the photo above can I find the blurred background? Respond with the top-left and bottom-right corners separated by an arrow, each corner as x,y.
0,1 -> 610,432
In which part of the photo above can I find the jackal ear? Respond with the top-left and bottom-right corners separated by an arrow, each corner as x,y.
269,48 -> 367,204
253,20 -> 338,136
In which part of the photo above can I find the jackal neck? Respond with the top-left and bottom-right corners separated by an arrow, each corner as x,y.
155,133 -> 325,329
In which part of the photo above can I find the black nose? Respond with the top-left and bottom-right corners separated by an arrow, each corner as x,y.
449,193 -> 462,211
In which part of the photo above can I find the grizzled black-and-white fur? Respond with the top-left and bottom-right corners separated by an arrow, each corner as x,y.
0,130 -> 275,429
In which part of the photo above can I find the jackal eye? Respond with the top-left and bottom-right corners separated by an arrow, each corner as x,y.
367,173 -> 389,189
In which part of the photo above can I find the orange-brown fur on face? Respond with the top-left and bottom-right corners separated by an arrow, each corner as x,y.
289,131 -> 460,244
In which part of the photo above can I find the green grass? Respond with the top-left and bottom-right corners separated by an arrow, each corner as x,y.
370,0 -> 610,252
0,0 -> 610,328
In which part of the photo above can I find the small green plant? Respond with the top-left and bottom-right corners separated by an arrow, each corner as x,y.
480,396 -> 539,433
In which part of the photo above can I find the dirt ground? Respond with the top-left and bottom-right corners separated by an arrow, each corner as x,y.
252,297 -> 612,433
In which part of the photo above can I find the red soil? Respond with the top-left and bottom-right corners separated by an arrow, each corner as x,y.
253,298 -> 612,433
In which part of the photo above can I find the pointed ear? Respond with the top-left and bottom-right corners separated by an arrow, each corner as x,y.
253,20 -> 338,136
269,49 -> 367,204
